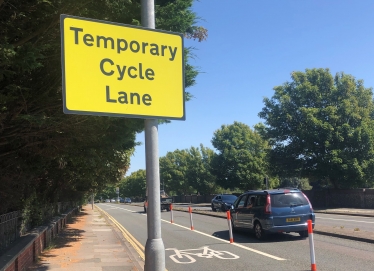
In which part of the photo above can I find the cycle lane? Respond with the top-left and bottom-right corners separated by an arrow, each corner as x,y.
162,208 -> 374,271
100,203 -> 374,271
98,204 -> 308,271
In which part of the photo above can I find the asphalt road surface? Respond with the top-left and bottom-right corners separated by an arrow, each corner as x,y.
97,203 -> 374,271
172,203 -> 374,235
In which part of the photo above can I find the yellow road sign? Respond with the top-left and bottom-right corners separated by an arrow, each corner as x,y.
61,15 -> 185,120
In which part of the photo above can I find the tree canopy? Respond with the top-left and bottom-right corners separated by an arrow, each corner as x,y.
159,145 -> 218,195
211,121 -> 269,190
0,0 -> 206,216
118,169 -> 147,199
259,68 -> 374,188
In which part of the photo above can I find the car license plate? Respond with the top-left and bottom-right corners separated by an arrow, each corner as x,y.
286,217 -> 300,222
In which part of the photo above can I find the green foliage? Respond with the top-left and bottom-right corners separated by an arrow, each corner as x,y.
211,121 -> 270,190
0,0 -> 205,215
184,144 -> 218,194
160,149 -> 191,195
159,145 -> 218,195
259,68 -> 374,188
119,169 -> 147,198
278,177 -> 312,190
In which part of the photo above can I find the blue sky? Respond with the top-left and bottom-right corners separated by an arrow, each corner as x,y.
126,0 -> 374,176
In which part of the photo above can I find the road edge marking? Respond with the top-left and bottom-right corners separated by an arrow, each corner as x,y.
99,205 -> 286,261
95,205 -> 145,260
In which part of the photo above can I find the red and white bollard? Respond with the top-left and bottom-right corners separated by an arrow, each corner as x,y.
308,219 -> 317,271
226,211 -> 234,243
170,204 -> 174,224
188,206 -> 194,230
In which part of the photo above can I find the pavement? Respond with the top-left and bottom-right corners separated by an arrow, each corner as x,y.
25,203 -> 374,271
27,205 -> 144,271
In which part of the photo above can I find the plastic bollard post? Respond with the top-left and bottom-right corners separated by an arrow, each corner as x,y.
227,211 -> 234,243
308,219 -> 317,271
189,206 -> 194,230
170,204 -> 174,223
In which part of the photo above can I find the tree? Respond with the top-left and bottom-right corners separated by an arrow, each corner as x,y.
159,149 -> 192,195
159,145 -> 219,195
119,170 -> 147,199
278,177 -> 312,190
211,122 -> 270,190
259,68 -> 374,188
185,145 -> 218,195
0,0 -> 206,215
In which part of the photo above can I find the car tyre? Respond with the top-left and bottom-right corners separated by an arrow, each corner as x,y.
254,222 -> 266,240
144,206 -> 147,213
299,230 -> 308,238
211,204 -> 216,212
231,218 -> 237,233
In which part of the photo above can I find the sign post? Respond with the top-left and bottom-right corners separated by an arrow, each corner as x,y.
61,3 -> 184,271
142,1 -> 165,271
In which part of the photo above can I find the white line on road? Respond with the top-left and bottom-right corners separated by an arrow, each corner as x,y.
101,205 -> 286,261
161,218 -> 286,261
316,216 -> 374,224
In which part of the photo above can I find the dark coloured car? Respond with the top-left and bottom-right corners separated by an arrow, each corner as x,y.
124,197 -> 131,204
230,188 -> 315,240
211,194 -> 238,211
119,198 -> 125,203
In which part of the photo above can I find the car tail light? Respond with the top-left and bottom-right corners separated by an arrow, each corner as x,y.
302,192 -> 313,212
265,194 -> 271,214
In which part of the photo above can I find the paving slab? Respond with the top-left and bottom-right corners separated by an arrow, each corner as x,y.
27,205 -> 144,271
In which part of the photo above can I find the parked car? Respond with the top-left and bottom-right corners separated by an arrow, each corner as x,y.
119,198 -> 125,203
105,199 -> 110,203
211,194 -> 238,211
124,197 -> 131,204
230,188 -> 315,240
110,199 -> 116,202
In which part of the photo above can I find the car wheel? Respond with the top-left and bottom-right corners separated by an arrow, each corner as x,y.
231,218 -> 237,232
211,204 -> 216,212
144,206 -> 147,213
254,222 -> 266,240
299,230 -> 308,238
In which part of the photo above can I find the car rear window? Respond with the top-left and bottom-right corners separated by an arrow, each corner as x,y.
271,192 -> 308,207
221,195 -> 237,201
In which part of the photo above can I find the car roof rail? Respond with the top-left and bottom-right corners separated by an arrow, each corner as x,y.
278,187 -> 299,190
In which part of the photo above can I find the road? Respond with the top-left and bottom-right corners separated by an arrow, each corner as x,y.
172,203 -> 374,234
97,203 -> 374,271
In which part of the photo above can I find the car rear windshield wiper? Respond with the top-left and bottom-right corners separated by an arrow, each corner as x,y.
290,203 -> 305,207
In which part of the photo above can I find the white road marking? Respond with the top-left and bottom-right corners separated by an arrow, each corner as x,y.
99,205 -> 287,260
162,219 -> 286,261
316,216 -> 374,224
166,246 -> 240,264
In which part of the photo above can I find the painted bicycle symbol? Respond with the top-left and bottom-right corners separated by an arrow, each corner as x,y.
166,246 -> 240,264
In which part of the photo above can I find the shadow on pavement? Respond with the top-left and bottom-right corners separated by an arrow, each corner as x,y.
27,211 -> 87,269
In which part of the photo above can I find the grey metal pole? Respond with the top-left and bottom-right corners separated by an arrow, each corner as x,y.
144,120 -> 165,271
142,1 -> 165,270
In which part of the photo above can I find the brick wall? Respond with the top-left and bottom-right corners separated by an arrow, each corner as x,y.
1,208 -> 78,271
